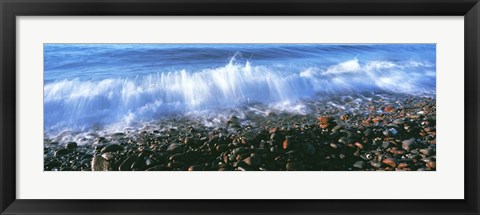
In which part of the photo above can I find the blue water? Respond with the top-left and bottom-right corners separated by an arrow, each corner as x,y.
44,44 -> 436,133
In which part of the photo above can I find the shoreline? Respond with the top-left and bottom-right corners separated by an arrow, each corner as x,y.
44,93 -> 436,171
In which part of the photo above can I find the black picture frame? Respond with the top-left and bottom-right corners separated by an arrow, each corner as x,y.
1,0 -> 479,214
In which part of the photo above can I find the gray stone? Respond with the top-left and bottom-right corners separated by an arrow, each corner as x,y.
91,156 -> 109,171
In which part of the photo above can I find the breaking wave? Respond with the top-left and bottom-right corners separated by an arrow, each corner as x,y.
44,57 -> 435,132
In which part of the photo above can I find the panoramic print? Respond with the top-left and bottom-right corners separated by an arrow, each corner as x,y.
44,44 -> 436,171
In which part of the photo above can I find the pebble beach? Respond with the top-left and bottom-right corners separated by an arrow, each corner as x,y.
44,92 -> 436,171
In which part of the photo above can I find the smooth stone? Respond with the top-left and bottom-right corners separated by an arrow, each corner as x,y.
131,157 -> 147,170
383,130 -> 392,137
101,152 -> 114,161
338,137 -> 349,144
242,156 -> 261,167
215,144 -> 228,153
363,128 -> 372,137
66,142 -> 78,149
426,161 -> 436,169
382,158 -> 397,168
329,143 -> 338,149
167,161 -> 184,169
145,158 -> 154,167
419,148 -> 432,156
384,106 -> 395,112
282,139 -> 290,150
286,162 -> 297,171
303,143 -> 316,155
169,153 -> 187,162
401,138 -> 416,151
54,148 -> 70,157
119,155 -> 137,171
94,144 -> 105,151
232,147 -> 247,156
370,161 -> 382,168
91,156 -> 109,171
45,160 -> 62,170
353,161 -> 366,169
188,165 -> 203,171
101,144 -> 124,153
332,125 -> 344,132
184,137 -> 201,147
166,144 -> 184,154
382,141 -> 391,149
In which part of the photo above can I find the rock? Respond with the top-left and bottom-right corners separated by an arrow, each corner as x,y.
94,144 -> 105,152
426,161 -> 436,169
381,141 -> 391,149
401,138 -> 416,151
96,137 -> 108,144
370,161 -> 382,168
317,116 -> 334,129
101,152 -> 114,161
101,144 -> 124,153
393,119 -> 405,125
166,143 -> 184,154
269,127 -> 278,134
282,138 -> 290,150
54,148 -> 70,157
184,137 -> 201,147
66,142 -> 77,149
383,128 -> 397,137
145,158 -> 154,167
338,137 -> 349,144
286,162 -> 297,171
45,159 -> 62,170
389,148 -> 405,155
119,155 -> 137,171
382,158 -> 397,168
332,125 -> 344,132
91,156 -> 109,171
215,144 -> 228,153
353,161 -> 365,169
419,148 -> 433,156
384,106 -> 395,112
242,156 -> 261,167
131,157 -> 147,170
330,143 -> 338,149
167,161 -> 184,169
232,147 -> 248,156
303,143 -> 316,155
364,128 -> 372,137
188,165 -> 203,171
146,165 -> 170,171
169,153 -> 187,162
354,142 -> 364,149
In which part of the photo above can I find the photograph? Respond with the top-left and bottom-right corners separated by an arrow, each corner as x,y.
43,43 -> 436,171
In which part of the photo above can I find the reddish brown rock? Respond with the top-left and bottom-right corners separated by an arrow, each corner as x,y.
317,116 -> 334,129
426,161 -> 436,169
269,127 -> 278,134
188,165 -> 203,171
382,158 -> 397,168
282,138 -> 290,150
384,106 -> 395,112
354,142 -> 364,149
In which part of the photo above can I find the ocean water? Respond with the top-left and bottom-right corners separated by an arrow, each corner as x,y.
44,44 -> 436,135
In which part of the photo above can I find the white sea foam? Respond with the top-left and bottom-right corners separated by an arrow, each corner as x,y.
44,58 -> 435,133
